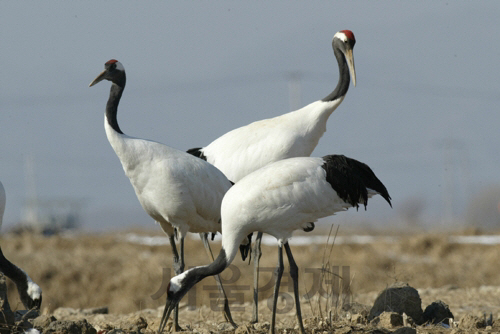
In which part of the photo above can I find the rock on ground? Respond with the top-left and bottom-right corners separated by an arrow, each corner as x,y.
423,300 -> 454,324
369,282 -> 425,325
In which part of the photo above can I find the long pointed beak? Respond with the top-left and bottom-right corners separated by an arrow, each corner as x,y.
89,69 -> 107,87
158,298 -> 177,333
345,49 -> 356,87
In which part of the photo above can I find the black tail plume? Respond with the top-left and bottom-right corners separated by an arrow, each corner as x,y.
322,155 -> 392,209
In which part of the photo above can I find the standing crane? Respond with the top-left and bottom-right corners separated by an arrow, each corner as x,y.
157,154 -> 391,334
0,181 -> 42,310
187,30 -> 356,322
89,60 -> 237,330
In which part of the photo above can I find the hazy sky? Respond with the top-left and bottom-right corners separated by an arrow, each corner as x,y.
1,2 -> 499,231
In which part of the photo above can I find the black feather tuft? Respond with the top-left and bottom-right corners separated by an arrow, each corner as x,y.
239,233 -> 253,261
321,155 -> 391,209
186,147 -> 207,161
302,223 -> 315,232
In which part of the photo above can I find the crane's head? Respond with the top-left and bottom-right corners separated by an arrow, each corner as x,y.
89,59 -> 126,87
333,30 -> 356,87
158,270 -> 198,333
157,250 -> 228,332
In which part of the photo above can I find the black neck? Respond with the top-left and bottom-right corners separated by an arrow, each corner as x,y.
321,46 -> 350,102
192,248 -> 227,282
106,75 -> 126,134
0,246 -> 28,291
181,249 -> 228,295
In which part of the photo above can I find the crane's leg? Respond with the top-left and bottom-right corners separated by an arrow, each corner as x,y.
270,244 -> 284,334
284,243 -> 305,334
169,234 -> 185,275
178,235 -> 185,274
251,231 -> 263,324
168,234 -> 184,332
200,233 -> 238,329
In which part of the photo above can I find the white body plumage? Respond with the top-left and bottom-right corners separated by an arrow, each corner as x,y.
220,156 -> 376,261
105,128 -> 231,237
202,99 -> 343,182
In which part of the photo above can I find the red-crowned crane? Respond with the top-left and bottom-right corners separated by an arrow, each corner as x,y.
187,30 -> 356,322
157,154 -> 392,334
0,181 -> 42,310
89,60 -> 237,330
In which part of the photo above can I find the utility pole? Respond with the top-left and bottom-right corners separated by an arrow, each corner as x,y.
23,153 -> 40,230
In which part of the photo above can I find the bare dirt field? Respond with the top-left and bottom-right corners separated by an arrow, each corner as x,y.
1,227 -> 500,333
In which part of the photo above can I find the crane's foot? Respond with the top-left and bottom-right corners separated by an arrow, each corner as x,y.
223,301 -> 238,329
173,323 -> 184,332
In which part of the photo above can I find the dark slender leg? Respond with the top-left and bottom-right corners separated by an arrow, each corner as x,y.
284,243 -> 305,334
251,231 -> 263,323
179,236 -> 186,274
168,234 -> 183,331
270,244 -> 284,334
200,233 -> 237,329
169,234 -> 180,274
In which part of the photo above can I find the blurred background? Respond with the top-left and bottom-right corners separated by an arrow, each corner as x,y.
1,1 -> 499,233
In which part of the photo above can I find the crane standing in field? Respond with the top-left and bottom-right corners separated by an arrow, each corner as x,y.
157,154 -> 392,334
187,30 -> 356,322
89,60 -> 237,330
0,181 -> 42,310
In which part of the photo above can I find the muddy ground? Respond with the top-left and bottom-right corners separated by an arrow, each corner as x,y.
1,227 -> 500,333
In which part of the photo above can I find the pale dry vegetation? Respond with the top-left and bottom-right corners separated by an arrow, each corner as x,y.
2,227 -> 500,332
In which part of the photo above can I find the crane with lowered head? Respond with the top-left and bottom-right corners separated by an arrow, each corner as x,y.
158,154 -> 391,334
